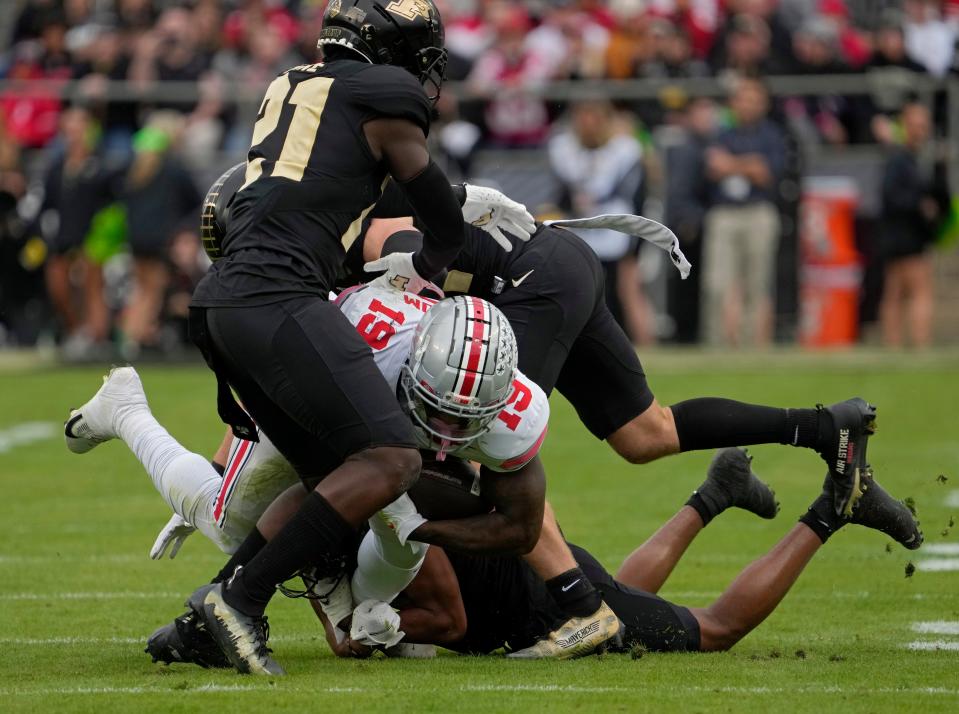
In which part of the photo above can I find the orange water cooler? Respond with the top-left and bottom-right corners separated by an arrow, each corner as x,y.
798,177 -> 862,347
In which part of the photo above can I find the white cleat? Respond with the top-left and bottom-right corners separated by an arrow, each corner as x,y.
64,366 -> 148,454
507,601 -> 621,660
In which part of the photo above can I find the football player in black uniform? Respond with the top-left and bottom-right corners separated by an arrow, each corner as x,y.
317,449 -> 921,658
357,196 -> 876,520
124,1 -> 522,676
194,173 -> 885,660
347,200 -> 882,656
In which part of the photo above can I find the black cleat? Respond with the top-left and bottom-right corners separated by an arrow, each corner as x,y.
186,582 -> 285,676
695,448 -> 780,520
850,466 -> 923,550
817,398 -> 877,517
809,467 -> 923,549
145,610 -> 231,669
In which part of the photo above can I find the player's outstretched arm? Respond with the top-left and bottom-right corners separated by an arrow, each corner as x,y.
408,458 -> 546,555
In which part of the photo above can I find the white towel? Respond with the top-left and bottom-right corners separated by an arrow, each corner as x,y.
545,213 -> 692,280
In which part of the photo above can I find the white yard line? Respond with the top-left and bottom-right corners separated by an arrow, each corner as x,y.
917,558 -> 959,572
2,684 -> 957,697
912,621 -> 959,635
945,491 -> 959,509
0,637 -> 143,645
906,641 -> 959,651
0,553 -> 222,564
922,543 -> 959,555
0,421 -> 57,454
0,591 -> 181,601
0,633 -> 324,645
463,685 -> 628,693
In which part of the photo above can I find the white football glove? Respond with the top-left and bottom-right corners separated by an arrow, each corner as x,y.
364,251 -> 443,296
150,513 -> 196,560
350,599 -> 405,648
461,184 -> 537,251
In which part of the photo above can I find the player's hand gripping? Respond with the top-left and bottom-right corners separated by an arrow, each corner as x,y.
461,184 -> 536,251
350,599 -> 405,648
150,513 -> 196,560
364,251 -> 444,295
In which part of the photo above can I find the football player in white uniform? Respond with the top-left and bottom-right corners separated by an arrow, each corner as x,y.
65,287 -> 618,668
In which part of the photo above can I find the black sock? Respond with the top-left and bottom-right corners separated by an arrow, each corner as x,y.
671,399 -> 825,452
671,399 -> 786,451
783,408 -> 830,450
798,496 -> 844,543
211,528 -> 266,584
685,491 -> 719,526
222,492 -> 355,616
546,568 -> 602,618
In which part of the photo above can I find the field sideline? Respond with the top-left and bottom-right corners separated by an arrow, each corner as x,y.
1,352 -> 957,713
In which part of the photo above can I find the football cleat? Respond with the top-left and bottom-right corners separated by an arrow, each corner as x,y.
696,448 -> 779,520
64,366 -> 148,454
145,610 -> 231,669
816,398 -> 877,517
187,582 -> 285,676
506,601 -> 621,660
807,467 -> 923,549
846,467 -> 923,550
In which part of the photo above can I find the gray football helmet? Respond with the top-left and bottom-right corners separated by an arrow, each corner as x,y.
400,295 -> 517,453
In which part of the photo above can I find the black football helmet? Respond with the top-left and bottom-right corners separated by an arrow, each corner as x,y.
199,162 -> 245,262
317,0 -> 447,103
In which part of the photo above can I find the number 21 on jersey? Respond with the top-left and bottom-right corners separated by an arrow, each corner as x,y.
242,68 -> 333,189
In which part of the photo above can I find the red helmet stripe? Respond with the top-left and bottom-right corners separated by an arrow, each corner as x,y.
454,296 -> 489,401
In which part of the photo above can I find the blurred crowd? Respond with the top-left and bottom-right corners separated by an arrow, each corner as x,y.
0,0 -> 954,356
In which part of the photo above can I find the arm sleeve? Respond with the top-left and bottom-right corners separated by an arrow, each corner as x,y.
400,160 -> 465,280
369,180 -> 466,220
347,64 -> 432,136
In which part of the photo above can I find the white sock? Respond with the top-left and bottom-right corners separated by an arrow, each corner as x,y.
351,529 -> 427,604
116,407 -> 222,540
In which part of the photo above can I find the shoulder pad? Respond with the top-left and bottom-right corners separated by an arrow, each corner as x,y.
460,371 -> 549,473
337,285 -> 434,388
345,64 -> 431,135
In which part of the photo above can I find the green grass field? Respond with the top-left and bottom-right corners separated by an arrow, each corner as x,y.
1,351 -> 958,713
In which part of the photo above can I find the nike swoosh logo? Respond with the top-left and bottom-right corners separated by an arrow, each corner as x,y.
512,269 -> 534,288
561,579 -> 581,592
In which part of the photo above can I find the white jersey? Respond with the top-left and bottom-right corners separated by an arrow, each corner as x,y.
211,286 -> 549,543
337,285 -> 549,472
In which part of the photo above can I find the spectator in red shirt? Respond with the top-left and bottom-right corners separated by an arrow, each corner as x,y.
649,0 -> 720,59
1,8 -> 75,148
468,4 -> 552,147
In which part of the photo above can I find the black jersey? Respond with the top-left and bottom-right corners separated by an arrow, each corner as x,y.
443,551 -> 564,654
192,59 -> 431,307
344,179 -> 547,299
444,543 -> 701,655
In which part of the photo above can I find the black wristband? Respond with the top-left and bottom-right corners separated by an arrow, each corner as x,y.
451,183 -> 467,206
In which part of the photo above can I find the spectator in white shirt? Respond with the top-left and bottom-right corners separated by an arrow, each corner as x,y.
549,101 -> 656,344
903,0 -> 956,77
